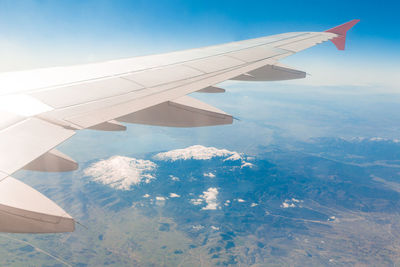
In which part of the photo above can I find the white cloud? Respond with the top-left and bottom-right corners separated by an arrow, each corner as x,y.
155,196 -> 166,207
169,175 -> 180,181
153,145 -> 254,167
281,198 -> 303,208
201,188 -> 219,210
203,172 -> 216,178
190,198 -> 203,205
192,225 -> 204,231
190,188 -> 220,210
169,193 -> 180,198
281,202 -> 296,208
84,156 -> 157,190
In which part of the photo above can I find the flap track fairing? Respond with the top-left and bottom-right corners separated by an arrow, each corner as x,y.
231,63 -> 306,81
117,96 -> 233,127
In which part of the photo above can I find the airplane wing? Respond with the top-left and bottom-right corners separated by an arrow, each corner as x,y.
0,20 -> 359,233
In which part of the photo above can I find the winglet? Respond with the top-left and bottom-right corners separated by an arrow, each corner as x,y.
325,19 -> 360,50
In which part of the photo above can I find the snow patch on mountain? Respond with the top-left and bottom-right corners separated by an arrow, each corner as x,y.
84,156 -> 157,190
154,145 -> 237,161
153,145 -> 254,168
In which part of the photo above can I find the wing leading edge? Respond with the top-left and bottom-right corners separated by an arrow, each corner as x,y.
0,20 -> 359,233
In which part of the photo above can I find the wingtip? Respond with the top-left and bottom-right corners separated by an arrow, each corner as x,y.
325,19 -> 360,35
325,19 -> 360,50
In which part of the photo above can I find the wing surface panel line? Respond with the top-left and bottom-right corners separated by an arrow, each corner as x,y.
39,49 -> 297,115
0,33 -> 330,96
39,62 -> 251,112
64,57 -> 282,128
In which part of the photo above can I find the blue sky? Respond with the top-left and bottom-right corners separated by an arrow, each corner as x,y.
0,0 -> 399,71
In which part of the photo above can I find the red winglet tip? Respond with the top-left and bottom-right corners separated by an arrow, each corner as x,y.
325,19 -> 360,50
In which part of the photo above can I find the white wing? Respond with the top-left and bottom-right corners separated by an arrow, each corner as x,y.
0,20 -> 359,233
